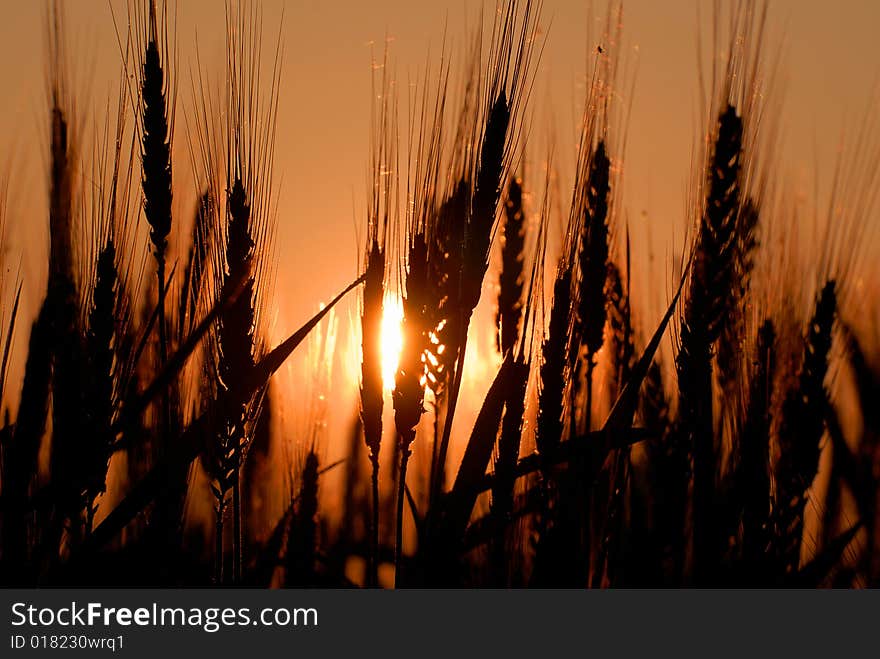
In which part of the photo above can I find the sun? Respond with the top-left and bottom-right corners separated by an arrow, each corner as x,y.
380,293 -> 405,391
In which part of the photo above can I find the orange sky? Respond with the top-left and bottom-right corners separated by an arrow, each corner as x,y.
0,1 -> 878,467
2,1 -> 879,320
0,0 -> 880,296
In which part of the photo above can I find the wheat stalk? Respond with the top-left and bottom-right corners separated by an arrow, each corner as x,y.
496,176 -> 526,355
392,233 -> 430,586
677,103 -> 743,583
774,281 -> 836,576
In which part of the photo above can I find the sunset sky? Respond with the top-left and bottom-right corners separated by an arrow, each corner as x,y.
0,1 -> 878,454
1,0 -> 878,314
0,1 -> 878,591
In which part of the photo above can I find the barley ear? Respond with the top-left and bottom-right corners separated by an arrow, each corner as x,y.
496,176 -> 526,355
774,281 -> 836,576
677,104 -> 743,583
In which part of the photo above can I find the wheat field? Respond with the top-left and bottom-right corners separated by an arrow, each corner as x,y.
0,0 -> 878,588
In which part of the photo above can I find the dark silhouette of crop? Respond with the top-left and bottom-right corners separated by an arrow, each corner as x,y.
0,0 -> 877,589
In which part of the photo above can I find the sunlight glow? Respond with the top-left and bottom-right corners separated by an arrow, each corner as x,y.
381,294 -> 405,391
